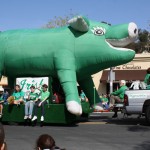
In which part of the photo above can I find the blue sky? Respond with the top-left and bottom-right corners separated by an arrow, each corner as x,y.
0,0 -> 149,31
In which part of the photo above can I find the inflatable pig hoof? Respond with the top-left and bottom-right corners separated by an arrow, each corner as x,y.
66,101 -> 82,116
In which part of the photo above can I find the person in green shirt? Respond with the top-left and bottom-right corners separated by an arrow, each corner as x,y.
12,85 -> 24,105
80,90 -> 88,102
102,94 -> 108,103
24,86 -> 39,120
101,94 -> 109,110
144,67 -> 150,89
32,84 -> 50,122
109,80 -> 128,118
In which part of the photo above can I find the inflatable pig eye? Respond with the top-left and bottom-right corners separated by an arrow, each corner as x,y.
91,27 -> 106,36
95,29 -> 104,35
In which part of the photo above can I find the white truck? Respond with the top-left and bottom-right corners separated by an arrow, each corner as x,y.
123,90 -> 150,124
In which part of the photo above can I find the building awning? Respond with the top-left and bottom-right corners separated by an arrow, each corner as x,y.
100,70 -> 146,82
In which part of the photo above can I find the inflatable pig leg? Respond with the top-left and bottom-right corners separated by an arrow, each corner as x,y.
54,50 -> 82,115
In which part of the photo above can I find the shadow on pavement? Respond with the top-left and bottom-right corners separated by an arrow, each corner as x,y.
106,118 -> 150,128
134,141 -> 150,150
89,115 -> 110,120
2,121 -> 79,127
128,125 -> 150,132
89,113 -> 150,126
107,117 -> 150,127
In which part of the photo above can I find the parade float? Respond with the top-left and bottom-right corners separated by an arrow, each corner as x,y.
0,16 -> 138,124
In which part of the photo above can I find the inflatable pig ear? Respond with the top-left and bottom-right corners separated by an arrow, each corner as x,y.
68,16 -> 89,32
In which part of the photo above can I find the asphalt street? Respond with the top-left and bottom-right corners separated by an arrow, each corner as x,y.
3,112 -> 150,150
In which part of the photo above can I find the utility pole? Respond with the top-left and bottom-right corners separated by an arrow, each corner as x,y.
147,21 -> 150,52
109,67 -> 114,94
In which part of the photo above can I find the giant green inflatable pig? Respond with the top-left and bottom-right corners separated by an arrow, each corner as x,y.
0,16 -> 138,115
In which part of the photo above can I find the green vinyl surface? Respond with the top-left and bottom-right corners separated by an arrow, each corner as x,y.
1,102 -> 91,124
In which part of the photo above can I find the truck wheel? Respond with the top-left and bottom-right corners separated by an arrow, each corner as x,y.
145,106 -> 150,124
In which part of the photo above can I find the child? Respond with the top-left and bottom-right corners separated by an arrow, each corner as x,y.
24,86 -> 39,120
32,84 -> 50,122
101,94 -> 109,110
9,85 -> 24,105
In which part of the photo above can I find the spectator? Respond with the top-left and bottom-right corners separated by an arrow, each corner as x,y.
130,80 -> 140,90
109,80 -> 128,118
24,86 -> 39,120
0,87 -> 4,118
32,84 -> 50,122
0,123 -> 7,150
80,90 -> 88,102
52,92 -> 63,104
35,134 -> 65,150
143,68 -> 150,90
3,90 -> 9,105
101,94 -> 109,110
7,85 -> 24,105
99,94 -> 103,99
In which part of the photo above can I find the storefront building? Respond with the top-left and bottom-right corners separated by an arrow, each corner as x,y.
92,53 -> 150,95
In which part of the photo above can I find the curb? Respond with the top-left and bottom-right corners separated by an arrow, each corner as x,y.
94,109 -> 110,113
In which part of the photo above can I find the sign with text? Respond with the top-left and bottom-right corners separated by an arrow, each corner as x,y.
115,63 -> 141,70
16,77 -> 49,93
